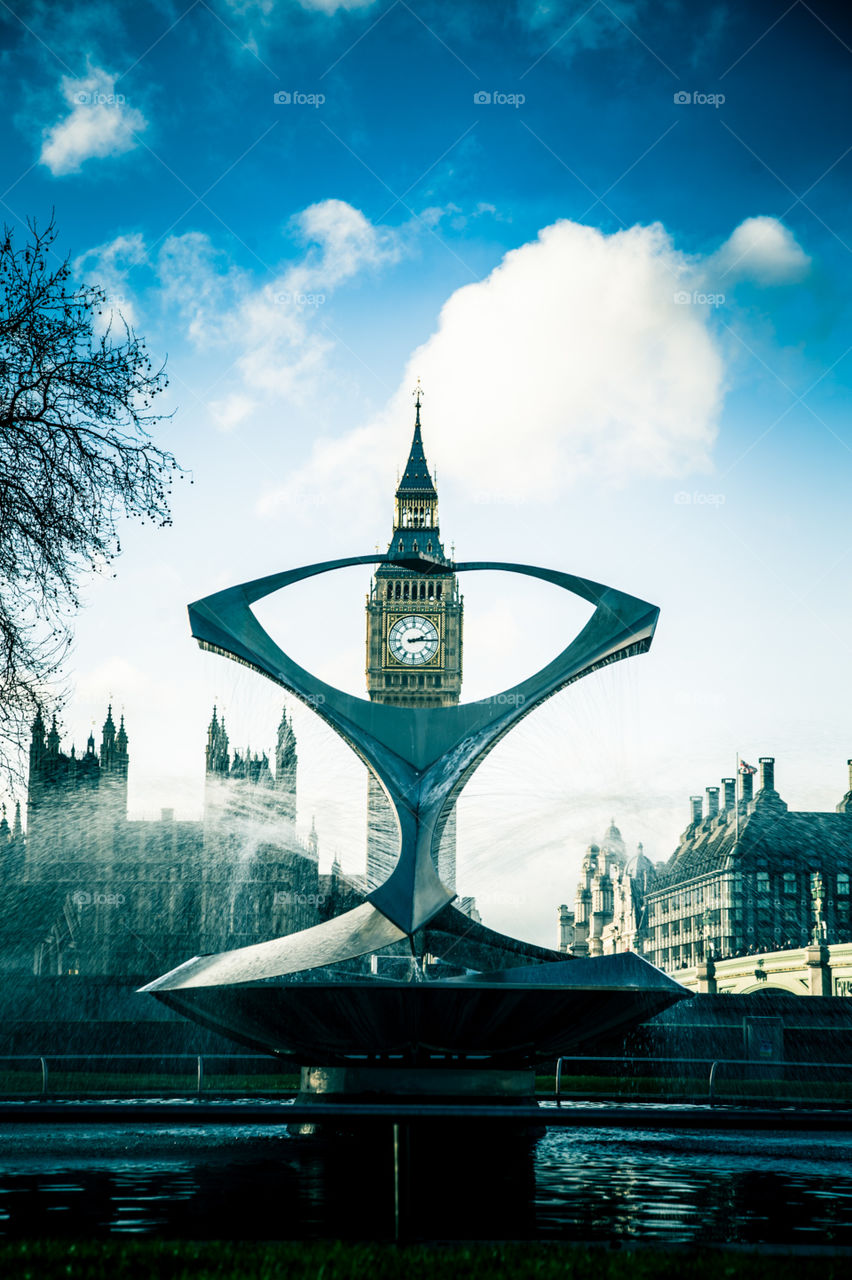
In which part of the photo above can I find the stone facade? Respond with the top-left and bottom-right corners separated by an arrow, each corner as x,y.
0,704 -> 341,978
560,757 -> 852,990
558,821 -> 654,957
364,390 -> 463,892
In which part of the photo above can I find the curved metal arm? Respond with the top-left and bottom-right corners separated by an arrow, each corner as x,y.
187,555 -> 659,935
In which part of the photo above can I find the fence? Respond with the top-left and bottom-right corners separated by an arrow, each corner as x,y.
1,1053 -> 851,1103
553,1054 -> 852,1106
0,1054 -> 299,1098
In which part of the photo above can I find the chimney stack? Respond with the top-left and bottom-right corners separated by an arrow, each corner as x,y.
722,777 -> 736,810
690,795 -> 703,824
706,786 -> 720,819
847,759 -> 852,792
759,756 -> 775,793
740,769 -> 754,805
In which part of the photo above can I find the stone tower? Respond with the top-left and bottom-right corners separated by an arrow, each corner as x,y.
364,384 -> 463,888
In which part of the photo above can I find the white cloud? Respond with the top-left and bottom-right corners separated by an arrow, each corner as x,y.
73,232 -> 147,329
287,198 -> 402,293
210,393 -> 258,433
40,66 -> 147,175
296,0 -> 377,11
709,216 -> 811,285
157,199 -> 405,402
223,0 -> 376,15
266,217 -> 726,509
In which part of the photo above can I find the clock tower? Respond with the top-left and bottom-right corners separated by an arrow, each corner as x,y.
365,384 -> 463,888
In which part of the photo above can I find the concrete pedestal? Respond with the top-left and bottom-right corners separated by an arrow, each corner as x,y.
299,1064 -> 536,1103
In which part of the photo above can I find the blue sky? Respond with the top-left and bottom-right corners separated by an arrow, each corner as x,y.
2,0 -> 852,943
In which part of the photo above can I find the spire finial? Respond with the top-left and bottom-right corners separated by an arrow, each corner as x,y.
412,377 -> 423,426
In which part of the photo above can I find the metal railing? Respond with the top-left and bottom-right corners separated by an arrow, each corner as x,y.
553,1054 -> 852,1106
0,1053 -> 296,1098
1,1053 -> 851,1104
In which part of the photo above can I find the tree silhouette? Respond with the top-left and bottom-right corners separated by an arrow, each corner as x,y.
0,215 -> 179,780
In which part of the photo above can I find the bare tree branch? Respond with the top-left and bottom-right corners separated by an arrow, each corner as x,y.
0,214 -> 180,783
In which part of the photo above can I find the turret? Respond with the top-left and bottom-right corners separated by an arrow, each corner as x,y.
393,383 -> 440,535
205,706 -> 230,776
275,708 -> 298,823
100,705 -> 116,759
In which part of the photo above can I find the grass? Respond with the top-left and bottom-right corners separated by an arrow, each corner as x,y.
0,1241 -> 850,1280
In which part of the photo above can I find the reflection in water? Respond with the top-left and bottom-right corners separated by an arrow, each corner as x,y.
0,1121 -> 850,1244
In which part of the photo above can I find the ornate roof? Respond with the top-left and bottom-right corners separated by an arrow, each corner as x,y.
396,419 -> 437,496
651,791 -> 852,891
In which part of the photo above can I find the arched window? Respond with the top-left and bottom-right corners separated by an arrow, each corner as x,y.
394,581 -> 401,600
385,583 -> 392,600
436,583 -> 442,599
403,582 -> 409,600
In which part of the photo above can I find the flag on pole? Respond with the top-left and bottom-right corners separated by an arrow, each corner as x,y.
739,760 -> 757,775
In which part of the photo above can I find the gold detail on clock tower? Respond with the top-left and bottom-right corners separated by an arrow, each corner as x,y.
365,385 -> 463,887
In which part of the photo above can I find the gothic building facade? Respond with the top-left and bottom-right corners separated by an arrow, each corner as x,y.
364,386 -> 463,890
0,704 -> 329,978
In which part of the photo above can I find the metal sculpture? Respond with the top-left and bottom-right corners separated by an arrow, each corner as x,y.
143,554 -> 659,996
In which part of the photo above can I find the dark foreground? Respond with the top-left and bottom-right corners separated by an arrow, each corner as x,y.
1,1241 -> 851,1280
1,1116 -> 851,1247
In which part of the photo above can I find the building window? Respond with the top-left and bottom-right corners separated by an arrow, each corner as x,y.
757,872 -> 770,895
783,872 -> 797,895
839,873 -> 850,896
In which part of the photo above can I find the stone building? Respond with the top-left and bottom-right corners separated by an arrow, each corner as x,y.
558,821 -> 654,957
364,385 -> 464,892
0,703 -> 329,978
559,757 -> 852,991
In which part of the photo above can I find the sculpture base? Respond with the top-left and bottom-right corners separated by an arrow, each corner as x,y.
298,1064 -> 536,1103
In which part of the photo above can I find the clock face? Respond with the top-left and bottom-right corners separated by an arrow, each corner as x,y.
388,615 -> 439,666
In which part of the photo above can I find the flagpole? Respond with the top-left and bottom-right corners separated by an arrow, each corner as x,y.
735,752 -> 740,848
